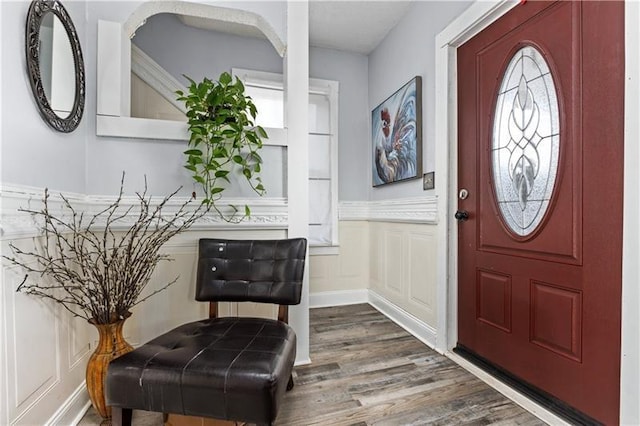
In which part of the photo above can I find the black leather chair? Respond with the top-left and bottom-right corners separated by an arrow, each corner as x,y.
106,238 -> 307,426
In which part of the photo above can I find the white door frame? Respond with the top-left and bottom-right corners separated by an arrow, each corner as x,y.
433,1 -> 640,424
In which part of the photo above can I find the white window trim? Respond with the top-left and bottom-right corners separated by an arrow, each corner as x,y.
233,68 -> 340,250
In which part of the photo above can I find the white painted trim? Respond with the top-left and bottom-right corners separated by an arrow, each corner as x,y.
368,290 -> 437,350
339,197 -> 437,224
309,290 -> 369,309
447,352 -> 570,426
96,115 -> 186,140
131,44 -> 187,113
621,1 -> 640,424
0,184 -> 288,239
308,245 -> 340,256
294,358 -> 311,367
97,20 -> 130,117
326,80 -> 340,247
44,383 -> 90,426
96,115 -> 288,146
435,0 -> 638,423
435,0 -> 518,49
285,0 -> 310,366
124,2 -> 285,57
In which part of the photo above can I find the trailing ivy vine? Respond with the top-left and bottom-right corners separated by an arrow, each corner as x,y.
177,72 -> 267,221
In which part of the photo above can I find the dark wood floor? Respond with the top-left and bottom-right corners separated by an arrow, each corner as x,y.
277,304 -> 543,425
80,304 -> 544,425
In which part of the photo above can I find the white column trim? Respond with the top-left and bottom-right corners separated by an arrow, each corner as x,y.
621,1 -> 640,424
285,1 -> 310,365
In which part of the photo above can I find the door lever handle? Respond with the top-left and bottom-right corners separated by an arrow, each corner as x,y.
455,210 -> 469,221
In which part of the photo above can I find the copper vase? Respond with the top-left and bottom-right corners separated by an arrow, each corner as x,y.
86,316 -> 133,420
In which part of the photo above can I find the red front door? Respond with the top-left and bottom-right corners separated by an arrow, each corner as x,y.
457,2 -> 624,424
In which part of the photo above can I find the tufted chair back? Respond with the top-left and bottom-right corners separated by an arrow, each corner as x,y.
195,238 -> 307,306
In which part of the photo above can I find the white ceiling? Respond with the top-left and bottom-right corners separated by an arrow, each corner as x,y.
309,1 -> 413,55
177,1 -> 413,56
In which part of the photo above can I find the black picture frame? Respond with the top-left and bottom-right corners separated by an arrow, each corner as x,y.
25,0 -> 85,133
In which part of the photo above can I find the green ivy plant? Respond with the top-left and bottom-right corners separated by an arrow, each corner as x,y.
177,71 -> 267,221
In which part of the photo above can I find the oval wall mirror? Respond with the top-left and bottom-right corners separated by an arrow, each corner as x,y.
26,0 -> 85,132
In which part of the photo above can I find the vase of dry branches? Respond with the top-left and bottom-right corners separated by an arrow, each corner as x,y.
3,175 -> 207,422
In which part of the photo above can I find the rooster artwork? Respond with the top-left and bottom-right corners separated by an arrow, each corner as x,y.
372,76 -> 422,186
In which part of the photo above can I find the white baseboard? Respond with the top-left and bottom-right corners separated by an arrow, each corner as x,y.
309,289 -> 369,308
368,290 -> 438,350
294,357 -> 312,367
45,382 -> 91,426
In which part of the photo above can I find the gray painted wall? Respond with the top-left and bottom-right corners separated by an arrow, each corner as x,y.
2,0 -> 465,203
133,13 -> 284,82
133,13 -> 371,201
1,0 -> 88,193
310,47 -> 369,201
84,2 -> 190,197
0,1 -> 287,199
368,0 -> 471,201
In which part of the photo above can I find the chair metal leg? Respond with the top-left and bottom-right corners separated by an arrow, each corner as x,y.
111,407 -> 132,426
286,374 -> 294,391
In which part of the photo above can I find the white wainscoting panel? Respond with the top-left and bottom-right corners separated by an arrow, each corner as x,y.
68,315 -> 92,370
370,224 -> 383,290
368,222 -> 439,331
308,221 -> 369,294
384,229 -> 405,298
6,267 -> 59,420
408,230 -> 437,325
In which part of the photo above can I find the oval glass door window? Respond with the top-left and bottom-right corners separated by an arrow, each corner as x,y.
492,45 -> 560,237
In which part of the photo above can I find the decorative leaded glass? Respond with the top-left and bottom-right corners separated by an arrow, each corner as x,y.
492,46 -> 560,236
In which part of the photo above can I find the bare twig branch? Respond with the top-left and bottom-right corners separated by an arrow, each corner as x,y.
3,174 -> 207,324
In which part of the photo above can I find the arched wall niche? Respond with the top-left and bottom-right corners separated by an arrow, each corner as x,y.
96,0 -> 286,140
125,1 -> 285,56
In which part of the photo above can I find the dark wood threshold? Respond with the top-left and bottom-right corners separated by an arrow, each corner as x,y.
453,345 -> 602,426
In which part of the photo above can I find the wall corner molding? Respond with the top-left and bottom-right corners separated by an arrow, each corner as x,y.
339,196 -> 438,224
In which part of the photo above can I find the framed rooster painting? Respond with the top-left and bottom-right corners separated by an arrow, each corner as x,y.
372,76 -> 422,186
